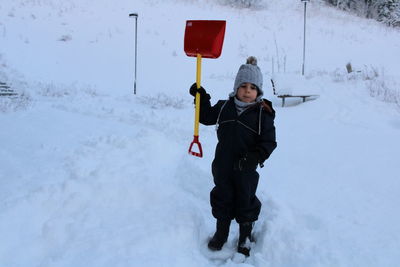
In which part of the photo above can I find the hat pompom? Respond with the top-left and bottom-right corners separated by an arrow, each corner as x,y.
246,56 -> 257,65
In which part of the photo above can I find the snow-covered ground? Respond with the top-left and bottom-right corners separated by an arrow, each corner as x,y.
1,0 -> 400,266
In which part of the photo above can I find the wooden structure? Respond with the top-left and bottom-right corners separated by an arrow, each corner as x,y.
0,82 -> 18,97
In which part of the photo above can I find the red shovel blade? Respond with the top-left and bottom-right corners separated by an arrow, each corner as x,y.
184,20 -> 226,59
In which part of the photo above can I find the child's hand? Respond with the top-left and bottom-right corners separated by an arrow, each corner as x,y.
189,83 -> 207,97
235,151 -> 260,171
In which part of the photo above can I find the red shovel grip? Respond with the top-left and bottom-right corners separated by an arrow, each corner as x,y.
188,135 -> 203,158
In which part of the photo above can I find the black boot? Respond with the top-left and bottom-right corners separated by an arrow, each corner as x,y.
208,219 -> 231,251
237,222 -> 254,257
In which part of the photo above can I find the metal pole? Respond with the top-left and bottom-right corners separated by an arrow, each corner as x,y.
302,1 -> 308,76
129,13 -> 138,94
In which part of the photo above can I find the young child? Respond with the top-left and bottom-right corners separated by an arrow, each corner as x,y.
189,56 -> 277,257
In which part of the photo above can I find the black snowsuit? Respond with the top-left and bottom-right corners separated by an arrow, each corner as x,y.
199,95 -> 277,223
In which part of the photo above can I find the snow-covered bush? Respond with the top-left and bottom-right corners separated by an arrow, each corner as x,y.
37,82 -> 100,98
360,65 -> 380,80
0,92 -> 32,112
137,93 -> 186,109
332,65 -> 400,108
323,0 -> 400,27
366,73 -> 400,107
0,64 -> 32,112
38,82 -> 74,98
271,35 -> 288,74
217,0 -> 265,9
377,0 -> 400,27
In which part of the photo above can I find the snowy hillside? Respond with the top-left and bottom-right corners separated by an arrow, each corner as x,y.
1,0 -> 400,266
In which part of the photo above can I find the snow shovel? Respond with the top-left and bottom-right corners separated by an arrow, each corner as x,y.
184,20 -> 226,157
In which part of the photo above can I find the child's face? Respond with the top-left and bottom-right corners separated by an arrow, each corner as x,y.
236,83 -> 258,103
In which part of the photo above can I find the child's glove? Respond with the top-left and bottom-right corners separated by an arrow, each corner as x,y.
189,83 -> 207,97
234,150 -> 261,171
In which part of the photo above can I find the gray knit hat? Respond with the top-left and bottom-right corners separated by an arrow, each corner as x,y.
230,56 -> 264,101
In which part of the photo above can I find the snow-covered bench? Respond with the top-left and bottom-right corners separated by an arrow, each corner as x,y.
270,74 -> 319,107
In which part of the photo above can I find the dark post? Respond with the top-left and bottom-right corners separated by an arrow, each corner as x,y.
129,13 -> 138,94
301,0 -> 310,76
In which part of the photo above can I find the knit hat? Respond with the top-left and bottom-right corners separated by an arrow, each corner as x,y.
230,56 -> 264,101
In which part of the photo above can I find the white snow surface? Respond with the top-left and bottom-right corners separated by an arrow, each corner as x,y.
1,0 -> 400,266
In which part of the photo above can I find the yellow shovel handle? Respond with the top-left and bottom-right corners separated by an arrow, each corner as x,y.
194,54 -> 202,136
188,54 -> 203,157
